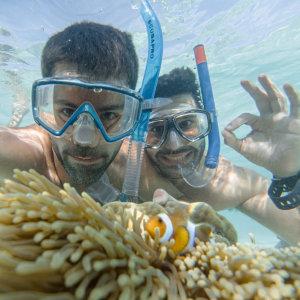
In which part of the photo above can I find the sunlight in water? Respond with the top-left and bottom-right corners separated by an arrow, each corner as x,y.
0,0 -> 299,246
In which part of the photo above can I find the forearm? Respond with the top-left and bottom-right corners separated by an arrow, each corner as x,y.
238,192 -> 300,245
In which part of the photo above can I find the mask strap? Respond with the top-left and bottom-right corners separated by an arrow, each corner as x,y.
142,97 -> 172,110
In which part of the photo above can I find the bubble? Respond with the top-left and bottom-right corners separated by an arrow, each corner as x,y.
93,88 -> 102,93
131,0 -> 141,10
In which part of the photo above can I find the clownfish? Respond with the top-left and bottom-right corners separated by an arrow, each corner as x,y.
145,213 -> 196,254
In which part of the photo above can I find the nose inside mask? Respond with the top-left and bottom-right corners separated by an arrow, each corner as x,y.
73,113 -> 98,147
164,129 -> 184,150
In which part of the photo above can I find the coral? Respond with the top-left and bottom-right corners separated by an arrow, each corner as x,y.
0,169 -> 299,300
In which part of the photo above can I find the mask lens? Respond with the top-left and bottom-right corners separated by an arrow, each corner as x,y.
175,111 -> 209,140
146,119 -> 166,148
35,84 -> 62,130
34,82 -> 141,139
101,95 -> 140,139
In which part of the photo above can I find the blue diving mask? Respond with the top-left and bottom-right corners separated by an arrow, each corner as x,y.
32,78 -> 145,143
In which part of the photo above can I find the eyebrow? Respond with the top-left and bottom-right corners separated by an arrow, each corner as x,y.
54,100 -> 77,107
96,104 -> 124,111
54,100 -> 123,111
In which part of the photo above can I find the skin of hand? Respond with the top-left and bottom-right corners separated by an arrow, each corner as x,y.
222,75 -> 300,178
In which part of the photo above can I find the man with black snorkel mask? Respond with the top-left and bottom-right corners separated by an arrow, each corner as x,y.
108,66 -> 300,246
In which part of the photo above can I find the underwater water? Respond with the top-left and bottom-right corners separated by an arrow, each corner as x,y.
0,0 -> 299,246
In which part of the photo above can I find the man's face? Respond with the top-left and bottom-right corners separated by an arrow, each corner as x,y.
146,93 -> 205,179
50,63 -> 125,190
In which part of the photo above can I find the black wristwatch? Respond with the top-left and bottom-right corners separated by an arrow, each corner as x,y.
268,171 -> 300,210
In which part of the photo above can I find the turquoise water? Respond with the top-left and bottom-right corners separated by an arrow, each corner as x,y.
0,0 -> 299,246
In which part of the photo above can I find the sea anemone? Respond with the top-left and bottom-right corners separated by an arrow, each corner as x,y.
0,169 -> 299,300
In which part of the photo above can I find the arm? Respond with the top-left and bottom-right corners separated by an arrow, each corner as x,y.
172,155 -> 269,210
238,192 -> 300,245
222,75 -> 300,244
172,153 -> 300,244
0,125 -> 45,180
221,159 -> 300,245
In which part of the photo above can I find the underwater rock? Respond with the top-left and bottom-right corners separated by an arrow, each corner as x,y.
0,169 -> 299,299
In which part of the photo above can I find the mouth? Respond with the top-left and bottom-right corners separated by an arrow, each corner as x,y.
69,155 -> 105,166
158,150 -> 194,167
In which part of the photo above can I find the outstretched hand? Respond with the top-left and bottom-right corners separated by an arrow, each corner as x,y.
222,75 -> 300,177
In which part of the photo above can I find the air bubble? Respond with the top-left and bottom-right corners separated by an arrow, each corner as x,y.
131,0 -> 141,10
93,88 -> 102,93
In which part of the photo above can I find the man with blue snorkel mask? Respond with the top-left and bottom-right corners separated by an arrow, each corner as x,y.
108,67 -> 300,246
0,22 -> 140,200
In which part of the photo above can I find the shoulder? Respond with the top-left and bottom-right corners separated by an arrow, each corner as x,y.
9,124 -> 52,169
1,124 -> 49,142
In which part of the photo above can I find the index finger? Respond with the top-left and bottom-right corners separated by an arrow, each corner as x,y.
258,75 -> 287,113
241,80 -> 271,116
284,84 -> 300,118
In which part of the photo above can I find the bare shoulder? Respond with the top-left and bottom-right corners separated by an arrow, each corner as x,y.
0,124 -> 48,150
0,124 -> 49,179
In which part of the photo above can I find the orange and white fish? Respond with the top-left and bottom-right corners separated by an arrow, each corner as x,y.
145,212 -> 196,254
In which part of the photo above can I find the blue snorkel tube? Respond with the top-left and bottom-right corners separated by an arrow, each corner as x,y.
181,44 -> 220,187
195,45 -> 220,168
120,0 -> 163,200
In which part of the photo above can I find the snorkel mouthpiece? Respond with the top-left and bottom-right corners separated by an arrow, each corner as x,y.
121,0 -> 163,201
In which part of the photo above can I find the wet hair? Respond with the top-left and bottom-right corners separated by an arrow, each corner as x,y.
41,22 -> 139,89
155,67 -> 202,105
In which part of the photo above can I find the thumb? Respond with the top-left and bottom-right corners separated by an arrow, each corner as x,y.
222,129 -> 243,153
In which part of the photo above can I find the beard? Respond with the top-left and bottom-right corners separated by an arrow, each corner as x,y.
150,141 -> 205,180
52,141 -> 117,191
